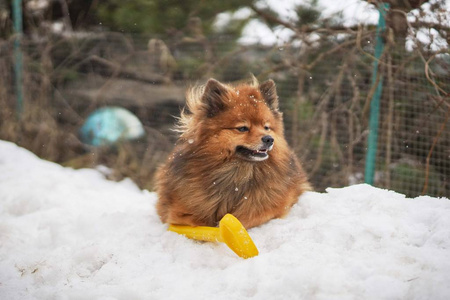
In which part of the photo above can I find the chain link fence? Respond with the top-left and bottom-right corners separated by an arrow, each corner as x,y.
0,30 -> 448,197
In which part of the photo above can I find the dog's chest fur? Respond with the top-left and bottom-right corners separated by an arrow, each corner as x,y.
169,150 -> 299,225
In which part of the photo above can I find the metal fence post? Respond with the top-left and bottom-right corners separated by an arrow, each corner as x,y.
13,0 -> 24,119
364,3 -> 389,185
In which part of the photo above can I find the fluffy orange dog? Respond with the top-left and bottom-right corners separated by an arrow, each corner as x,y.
155,78 -> 311,229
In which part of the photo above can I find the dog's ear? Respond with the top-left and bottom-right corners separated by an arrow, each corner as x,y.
202,79 -> 229,117
259,79 -> 279,110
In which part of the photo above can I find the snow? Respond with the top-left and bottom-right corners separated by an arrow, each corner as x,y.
0,140 -> 449,300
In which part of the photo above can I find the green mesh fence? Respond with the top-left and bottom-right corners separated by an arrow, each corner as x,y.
0,31 -> 448,197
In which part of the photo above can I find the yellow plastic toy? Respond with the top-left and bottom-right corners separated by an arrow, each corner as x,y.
168,214 -> 259,259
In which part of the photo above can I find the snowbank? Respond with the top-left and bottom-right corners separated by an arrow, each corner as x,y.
0,140 -> 449,300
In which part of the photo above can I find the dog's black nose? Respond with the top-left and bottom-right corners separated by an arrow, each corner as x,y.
262,135 -> 274,145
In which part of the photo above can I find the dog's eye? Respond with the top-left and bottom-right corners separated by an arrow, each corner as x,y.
264,126 -> 270,131
237,126 -> 249,132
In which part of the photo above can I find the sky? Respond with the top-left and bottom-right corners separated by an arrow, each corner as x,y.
237,0 -> 379,45
224,0 -> 450,47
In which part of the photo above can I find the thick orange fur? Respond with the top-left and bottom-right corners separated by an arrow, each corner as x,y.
155,78 -> 311,229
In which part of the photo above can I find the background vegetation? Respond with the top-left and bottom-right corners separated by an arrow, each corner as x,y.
0,0 -> 449,197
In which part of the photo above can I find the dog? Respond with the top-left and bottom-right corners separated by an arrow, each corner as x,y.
155,77 -> 311,229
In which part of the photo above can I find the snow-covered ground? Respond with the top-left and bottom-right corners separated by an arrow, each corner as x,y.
1,140 -> 449,300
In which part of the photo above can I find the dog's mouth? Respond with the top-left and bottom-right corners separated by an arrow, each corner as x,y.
236,145 -> 272,161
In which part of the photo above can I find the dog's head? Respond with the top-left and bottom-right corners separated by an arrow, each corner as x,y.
184,78 -> 285,162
